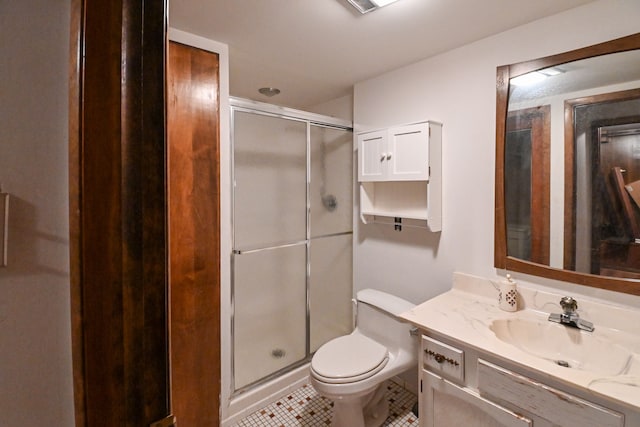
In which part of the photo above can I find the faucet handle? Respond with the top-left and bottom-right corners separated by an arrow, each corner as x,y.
560,296 -> 578,313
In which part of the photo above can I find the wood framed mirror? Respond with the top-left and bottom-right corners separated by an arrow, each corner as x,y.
495,32 -> 640,296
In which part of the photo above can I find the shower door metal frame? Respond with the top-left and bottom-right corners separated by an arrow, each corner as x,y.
230,97 -> 352,395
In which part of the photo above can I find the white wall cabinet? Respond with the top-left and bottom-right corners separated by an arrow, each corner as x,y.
357,121 -> 442,231
418,333 -> 626,427
358,123 -> 430,182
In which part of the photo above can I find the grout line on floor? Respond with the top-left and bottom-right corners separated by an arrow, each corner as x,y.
233,379 -> 418,426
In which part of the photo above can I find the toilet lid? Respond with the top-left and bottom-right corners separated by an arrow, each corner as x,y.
311,333 -> 388,382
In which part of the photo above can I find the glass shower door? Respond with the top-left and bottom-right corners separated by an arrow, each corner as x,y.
309,125 -> 353,352
233,112 -> 307,248
231,106 -> 353,393
233,246 -> 307,389
233,111 -> 307,390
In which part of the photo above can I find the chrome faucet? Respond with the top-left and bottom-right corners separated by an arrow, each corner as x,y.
548,296 -> 594,332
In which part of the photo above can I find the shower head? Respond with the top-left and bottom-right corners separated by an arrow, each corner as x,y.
322,194 -> 338,212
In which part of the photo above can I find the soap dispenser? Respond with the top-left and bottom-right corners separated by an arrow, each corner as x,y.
498,274 -> 518,312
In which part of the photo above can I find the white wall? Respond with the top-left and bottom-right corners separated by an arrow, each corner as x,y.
308,93 -> 354,122
0,1 -> 74,425
353,0 -> 640,307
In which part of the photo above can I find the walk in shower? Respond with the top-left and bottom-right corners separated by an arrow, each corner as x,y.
231,98 -> 354,393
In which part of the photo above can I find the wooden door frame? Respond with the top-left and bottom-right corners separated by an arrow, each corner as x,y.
69,0 -> 170,425
563,88 -> 640,270
506,105 -> 551,265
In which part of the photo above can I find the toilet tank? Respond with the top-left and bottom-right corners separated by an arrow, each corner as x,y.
355,289 -> 417,354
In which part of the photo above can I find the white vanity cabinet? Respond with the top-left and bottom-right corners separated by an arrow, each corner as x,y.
420,335 -> 532,427
419,333 -> 625,427
357,121 -> 442,230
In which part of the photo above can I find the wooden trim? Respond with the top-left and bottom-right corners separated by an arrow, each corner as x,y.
494,65 -> 510,269
505,256 -> 640,295
563,100 -> 576,270
68,0 -> 85,424
495,32 -> 640,295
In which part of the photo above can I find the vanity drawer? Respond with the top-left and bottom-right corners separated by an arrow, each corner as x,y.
477,359 -> 623,427
422,336 -> 464,382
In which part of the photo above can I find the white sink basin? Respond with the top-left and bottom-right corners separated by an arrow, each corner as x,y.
490,318 -> 633,376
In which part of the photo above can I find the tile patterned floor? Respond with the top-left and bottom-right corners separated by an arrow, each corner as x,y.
234,380 -> 418,426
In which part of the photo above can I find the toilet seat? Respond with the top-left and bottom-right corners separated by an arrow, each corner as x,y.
311,333 -> 389,384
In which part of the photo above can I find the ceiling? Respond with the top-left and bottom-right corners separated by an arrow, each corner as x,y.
169,0 -> 596,111
510,49 -> 640,104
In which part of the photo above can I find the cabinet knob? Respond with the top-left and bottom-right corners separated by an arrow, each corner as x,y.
380,153 -> 386,161
386,153 -> 392,160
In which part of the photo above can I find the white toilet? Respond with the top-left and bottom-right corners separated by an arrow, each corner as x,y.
310,289 -> 418,427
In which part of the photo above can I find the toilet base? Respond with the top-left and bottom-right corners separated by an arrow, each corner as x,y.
330,381 -> 389,427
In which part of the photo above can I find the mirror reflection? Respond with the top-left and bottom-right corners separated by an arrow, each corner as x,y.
505,47 -> 640,280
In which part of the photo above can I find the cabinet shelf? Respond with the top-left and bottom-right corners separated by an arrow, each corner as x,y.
360,211 -> 428,221
360,181 -> 429,220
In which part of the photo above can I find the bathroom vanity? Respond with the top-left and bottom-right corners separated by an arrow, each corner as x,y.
400,273 -> 640,426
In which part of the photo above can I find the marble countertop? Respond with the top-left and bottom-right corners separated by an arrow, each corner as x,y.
399,272 -> 640,410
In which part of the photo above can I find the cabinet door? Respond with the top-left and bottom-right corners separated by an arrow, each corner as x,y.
477,360 -> 624,427
421,369 -> 532,427
388,123 -> 429,181
358,130 -> 387,181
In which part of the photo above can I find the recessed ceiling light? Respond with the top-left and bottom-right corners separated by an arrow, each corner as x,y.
539,66 -> 564,76
258,87 -> 281,97
511,66 -> 565,87
371,0 -> 400,6
345,0 -> 401,14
